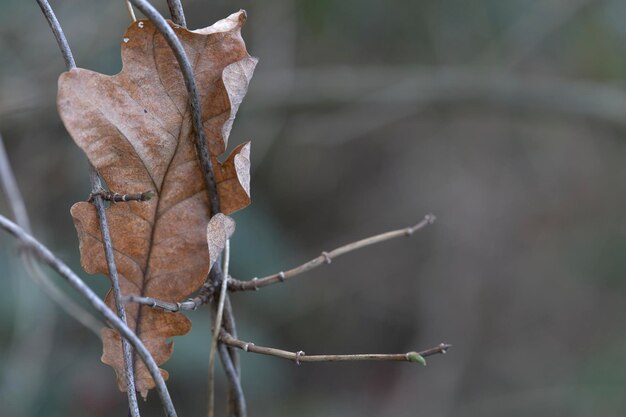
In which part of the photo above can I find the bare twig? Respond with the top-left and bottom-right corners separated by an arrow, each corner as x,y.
129,0 -> 219,216
35,1 -> 138,413
128,215 -> 437,310
125,0 -> 137,22
0,134 -> 102,335
89,170 -> 140,417
0,215 -> 177,417
88,190 -> 155,203
229,214 -> 436,292
166,0 -> 186,27
220,331 -> 451,364
35,0 -> 76,69
218,343 -> 246,417
208,240 -> 231,417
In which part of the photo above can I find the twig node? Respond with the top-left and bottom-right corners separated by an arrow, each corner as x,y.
295,350 -> 305,365
321,251 -> 332,264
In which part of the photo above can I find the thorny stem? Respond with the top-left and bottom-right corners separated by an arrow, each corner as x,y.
229,214 -> 436,292
0,215 -> 177,417
35,1 -> 139,414
0,134 -> 102,335
166,0 -> 186,27
220,331 -> 451,364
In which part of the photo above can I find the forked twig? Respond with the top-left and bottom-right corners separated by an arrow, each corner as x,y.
0,215 -> 177,417
229,214 -> 436,292
220,331 -> 451,365
126,215 -> 436,311
35,1 -> 139,414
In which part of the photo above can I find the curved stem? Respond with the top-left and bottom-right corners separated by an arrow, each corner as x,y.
0,215 -> 177,417
129,0 -> 220,215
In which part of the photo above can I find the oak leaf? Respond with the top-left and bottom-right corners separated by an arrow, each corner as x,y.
57,11 -> 256,397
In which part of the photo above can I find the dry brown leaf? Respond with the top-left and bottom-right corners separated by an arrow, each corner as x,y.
57,11 -> 256,398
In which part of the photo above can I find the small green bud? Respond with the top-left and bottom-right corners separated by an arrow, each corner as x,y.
407,352 -> 426,366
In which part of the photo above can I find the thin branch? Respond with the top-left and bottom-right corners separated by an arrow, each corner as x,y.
0,215 -> 177,417
229,214 -> 436,292
88,190 -> 155,203
208,240 -> 230,417
129,0 -> 219,216
0,133 -> 102,335
35,0 -> 76,69
35,1 -> 138,413
218,343 -> 247,417
220,331 -> 451,364
127,214 -> 437,310
125,0 -> 137,22
89,169 -> 140,417
166,0 -> 187,27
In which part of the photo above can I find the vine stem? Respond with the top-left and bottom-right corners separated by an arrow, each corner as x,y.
36,0 -> 140,414
0,215 -> 177,417
208,240 -> 231,417
0,134 -> 102,334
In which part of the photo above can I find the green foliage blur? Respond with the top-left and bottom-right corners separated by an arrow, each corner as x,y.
2,0 -> 626,416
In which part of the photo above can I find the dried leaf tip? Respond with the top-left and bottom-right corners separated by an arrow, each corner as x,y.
207,214 -> 236,271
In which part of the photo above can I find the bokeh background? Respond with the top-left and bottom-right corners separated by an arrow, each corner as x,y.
1,0 -> 626,416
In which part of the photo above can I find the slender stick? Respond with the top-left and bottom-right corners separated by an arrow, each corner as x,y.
125,0 -> 137,22
218,344 -> 246,417
221,331 -> 451,365
229,214 -> 436,292
35,0 -> 76,69
0,134 -> 102,335
127,215 -> 437,311
0,215 -> 177,417
129,0 -> 220,216
208,241 -> 230,417
35,1 -> 139,413
89,170 -> 140,417
166,0 -> 187,27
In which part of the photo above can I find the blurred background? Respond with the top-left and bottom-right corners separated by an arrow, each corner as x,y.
1,0 -> 626,416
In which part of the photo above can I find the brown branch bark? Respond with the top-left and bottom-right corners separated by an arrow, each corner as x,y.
229,214 -> 436,292
220,331 -> 451,365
